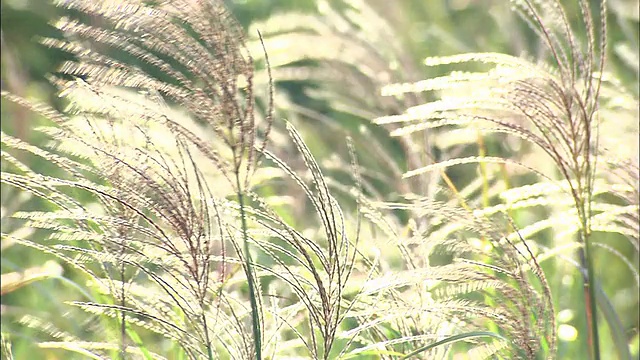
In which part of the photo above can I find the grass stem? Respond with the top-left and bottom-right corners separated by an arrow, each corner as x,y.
236,175 -> 262,359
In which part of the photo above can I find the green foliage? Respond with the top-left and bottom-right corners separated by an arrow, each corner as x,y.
1,0 -> 638,359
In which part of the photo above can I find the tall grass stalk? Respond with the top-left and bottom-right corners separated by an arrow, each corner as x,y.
236,179 -> 261,360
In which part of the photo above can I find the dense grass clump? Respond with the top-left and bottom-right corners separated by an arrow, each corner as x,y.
1,0 -> 637,359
